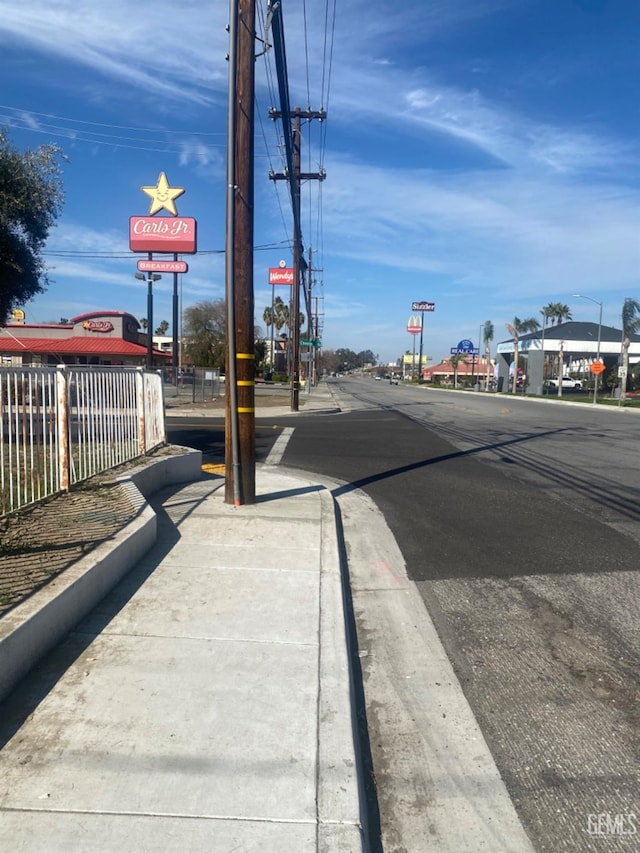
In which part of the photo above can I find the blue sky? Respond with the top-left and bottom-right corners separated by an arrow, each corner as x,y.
1,0 -> 639,364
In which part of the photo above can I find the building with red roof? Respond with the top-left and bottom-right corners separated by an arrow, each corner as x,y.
0,311 -> 170,368
422,356 -> 492,386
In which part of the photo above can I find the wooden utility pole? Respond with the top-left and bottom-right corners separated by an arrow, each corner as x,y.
269,107 -> 326,411
290,113 -> 301,410
225,0 -> 256,505
305,247 -> 313,389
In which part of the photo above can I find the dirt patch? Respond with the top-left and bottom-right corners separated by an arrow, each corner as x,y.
0,447 -> 186,618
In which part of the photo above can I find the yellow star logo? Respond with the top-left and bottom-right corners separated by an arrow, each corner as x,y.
141,172 -> 185,216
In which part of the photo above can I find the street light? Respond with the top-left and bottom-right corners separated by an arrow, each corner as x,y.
573,294 -> 603,405
135,271 -> 162,369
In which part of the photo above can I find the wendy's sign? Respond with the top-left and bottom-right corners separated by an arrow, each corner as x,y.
269,267 -> 294,285
129,216 -> 197,254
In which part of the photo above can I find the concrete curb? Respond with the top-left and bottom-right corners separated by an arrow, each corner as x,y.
0,447 -> 202,703
165,407 -> 342,419
418,384 -> 640,412
315,484 -> 366,851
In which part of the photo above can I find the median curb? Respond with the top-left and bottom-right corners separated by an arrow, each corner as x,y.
0,447 -> 202,704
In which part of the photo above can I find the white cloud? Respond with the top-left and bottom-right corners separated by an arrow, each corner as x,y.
320,155 -> 640,299
178,139 -> 225,174
0,1 -> 228,102
48,224 -> 126,253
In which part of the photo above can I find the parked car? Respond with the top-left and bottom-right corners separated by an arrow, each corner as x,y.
547,376 -> 582,390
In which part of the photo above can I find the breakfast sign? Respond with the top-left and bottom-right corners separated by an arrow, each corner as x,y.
129,172 -> 197,256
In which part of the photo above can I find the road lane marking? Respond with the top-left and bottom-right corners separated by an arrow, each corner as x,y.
265,427 -> 294,466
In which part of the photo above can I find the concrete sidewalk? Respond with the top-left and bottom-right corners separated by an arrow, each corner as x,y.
163,379 -> 342,420
0,381 -> 537,852
0,466 -> 364,852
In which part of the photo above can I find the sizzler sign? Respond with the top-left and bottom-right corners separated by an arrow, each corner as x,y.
129,216 -> 197,254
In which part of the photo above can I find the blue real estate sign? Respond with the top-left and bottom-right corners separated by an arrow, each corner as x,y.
450,339 -> 480,356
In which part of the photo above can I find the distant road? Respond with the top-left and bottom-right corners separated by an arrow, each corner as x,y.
279,378 -> 640,853
166,381 -> 640,851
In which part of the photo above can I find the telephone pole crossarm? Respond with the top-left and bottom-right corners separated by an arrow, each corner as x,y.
270,169 -> 326,182
269,108 -> 327,121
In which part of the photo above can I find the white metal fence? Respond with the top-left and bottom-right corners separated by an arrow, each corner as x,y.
0,366 -> 166,516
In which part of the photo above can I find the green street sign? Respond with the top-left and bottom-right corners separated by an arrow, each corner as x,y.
300,339 -> 322,347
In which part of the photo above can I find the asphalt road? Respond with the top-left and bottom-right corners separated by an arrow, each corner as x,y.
167,381 -> 640,852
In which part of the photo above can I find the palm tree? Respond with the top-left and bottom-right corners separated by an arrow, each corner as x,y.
557,303 -> 572,325
506,316 -> 540,393
263,305 -> 275,369
541,304 -> 555,327
482,320 -> 494,391
620,297 -> 640,402
449,353 -> 466,389
540,305 -> 554,386
262,305 -> 274,328
546,302 -> 573,327
263,297 -> 290,373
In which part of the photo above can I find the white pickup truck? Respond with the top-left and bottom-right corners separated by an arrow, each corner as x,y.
547,376 -> 582,390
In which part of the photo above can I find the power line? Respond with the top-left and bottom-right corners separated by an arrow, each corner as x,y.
0,104 -> 223,136
42,241 -> 291,259
0,105 -> 278,158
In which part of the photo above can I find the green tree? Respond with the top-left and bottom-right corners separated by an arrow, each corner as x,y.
183,299 -> 226,368
335,348 -> 361,372
263,296 -> 289,336
0,129 -> 66,323
620,297 -> 640,402
449,353 -> 466,389
541,303 -> 554,328
263,297 -> 291,372
318,349 -> 338,374
482,320 -> 494,391
155,320 -> 169,336
545,302 -> 572,326
255,338 -> 267,367
357,349 -> 377,367
540,305 -> 554,382
541,304 -> 571,380
506,316 -> 540,393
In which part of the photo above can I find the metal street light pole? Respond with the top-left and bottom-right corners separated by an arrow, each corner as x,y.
573,294 -> 603,405
172,254 -> 179,386
135,269 -> 162,369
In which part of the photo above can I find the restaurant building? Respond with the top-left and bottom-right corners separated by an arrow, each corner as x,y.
0,311 -> 169,368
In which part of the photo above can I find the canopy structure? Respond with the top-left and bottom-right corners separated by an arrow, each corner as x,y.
495,322 -> 640,393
